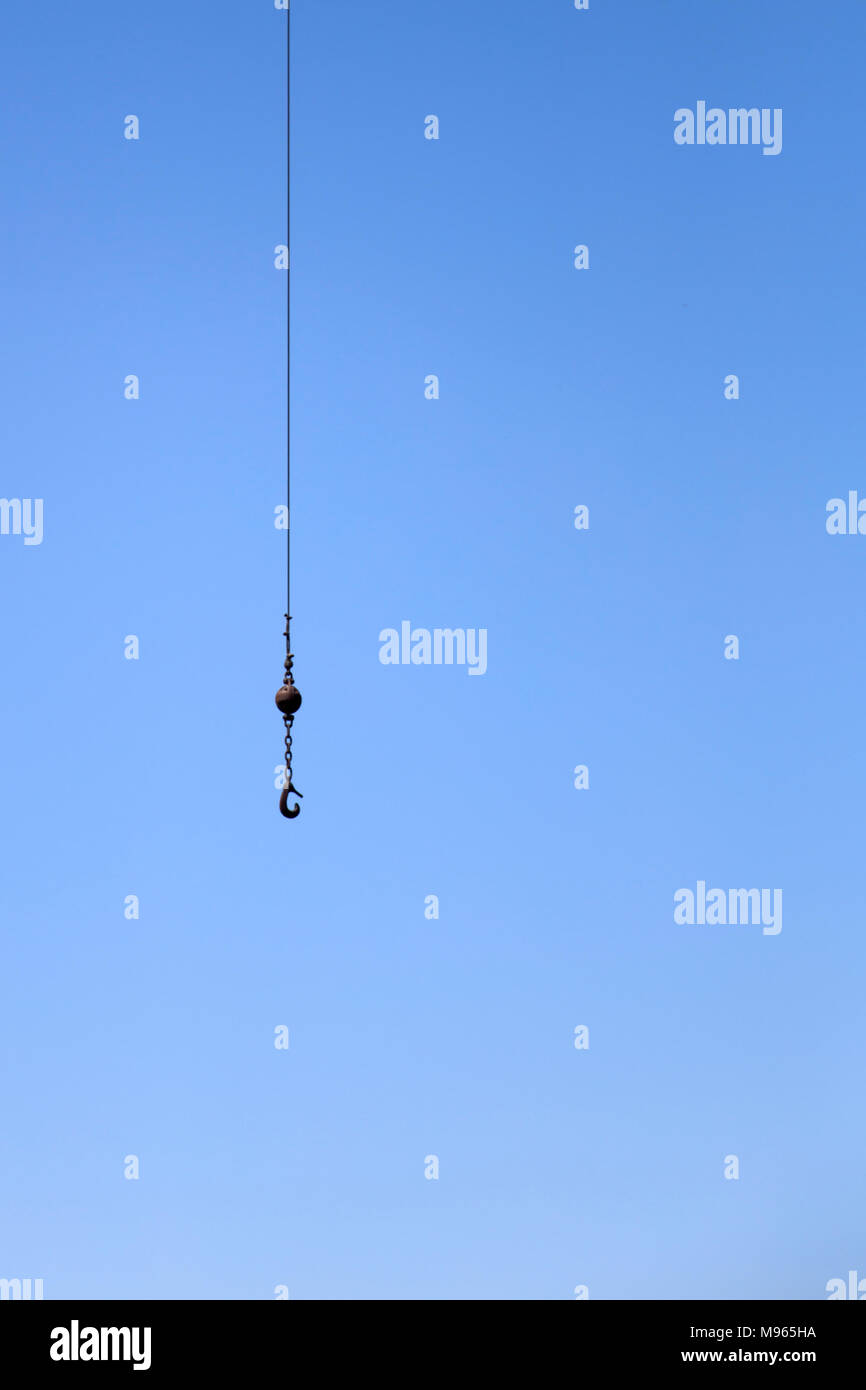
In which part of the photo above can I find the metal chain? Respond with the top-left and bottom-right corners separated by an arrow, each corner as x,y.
283,715 -> 294,783
282,613 -> 294,784
278,613 -> 301,817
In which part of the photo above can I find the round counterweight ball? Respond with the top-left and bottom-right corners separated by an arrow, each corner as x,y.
275,683 -> 302,715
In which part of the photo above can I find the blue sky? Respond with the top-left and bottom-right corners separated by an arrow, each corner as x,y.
1,0 -> 864,1299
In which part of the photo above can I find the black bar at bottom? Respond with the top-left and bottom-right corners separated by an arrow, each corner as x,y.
0,1299 -> 860,1377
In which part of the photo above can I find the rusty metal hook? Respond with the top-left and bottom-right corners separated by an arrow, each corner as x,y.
279,780 -> 303,819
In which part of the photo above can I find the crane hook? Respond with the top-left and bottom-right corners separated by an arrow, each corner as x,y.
279,780 -> 303,819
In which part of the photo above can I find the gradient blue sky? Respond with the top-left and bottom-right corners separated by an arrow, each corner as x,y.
1,0 -> 864,1300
